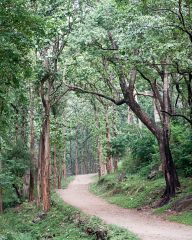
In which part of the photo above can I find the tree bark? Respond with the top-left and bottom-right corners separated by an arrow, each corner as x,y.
13,184 -> 22,200
39,75 -> 52,212
36,135 -> 42,208
158,132 -> 180,204
29,170 -> 34,202
105,106 -> 113,174
40,114 -> 51,212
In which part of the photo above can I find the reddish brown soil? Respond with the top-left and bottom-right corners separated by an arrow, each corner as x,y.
57,174 -> 192,240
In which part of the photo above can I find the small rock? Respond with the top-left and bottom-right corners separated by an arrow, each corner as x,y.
32,212 -> 47,223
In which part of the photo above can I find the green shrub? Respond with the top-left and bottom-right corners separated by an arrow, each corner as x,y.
171,124 -> 192,177
116,126 -> 159,176
0,139 -> 31,206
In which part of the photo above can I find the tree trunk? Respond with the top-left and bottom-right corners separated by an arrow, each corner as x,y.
118,67 -> 180,202
112,106 -> 119,172
94,104 -> 106,177
13,184 -> 22,200
29,86 -> 35,201
41,115 -> 51,212
105,106 -> 113,174
75,128 -> 79,175
69,139 -> 73,175
23,171 -> 30,199
39,76 -> 52,212
157,68 -> 180,203
158,132 -> 180,204
21,108 -> 27,143
127,106 -> 134,124
29,170 -> 34,202
53,143 -> 57,189
113,156 -> 119,172
58,175 -> 62,189
36,134 -> 42,208
62,123 -> 67,181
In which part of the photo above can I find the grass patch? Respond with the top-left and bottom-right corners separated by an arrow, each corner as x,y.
90,174 -> 164,208
0,192 -> 139,240
62,176 -> 74,189
168,212 -> 192,225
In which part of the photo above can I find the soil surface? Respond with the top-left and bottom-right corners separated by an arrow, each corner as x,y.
57,174 -> 192,240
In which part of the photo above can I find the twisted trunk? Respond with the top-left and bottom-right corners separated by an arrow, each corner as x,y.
158,132 -> 180,204
119,68 -> 180,202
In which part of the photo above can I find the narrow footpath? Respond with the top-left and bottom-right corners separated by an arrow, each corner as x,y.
57,174 -> 192,240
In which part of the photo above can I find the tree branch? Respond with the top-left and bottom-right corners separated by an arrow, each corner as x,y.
161,110 -> 192,125
67,85 -> 126,105
135,91 -> 154,98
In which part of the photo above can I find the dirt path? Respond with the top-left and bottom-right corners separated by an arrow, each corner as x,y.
57,174 -> 192,240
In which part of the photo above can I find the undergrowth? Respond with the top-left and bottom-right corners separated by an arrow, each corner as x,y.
90,174 -> 165,208
0,193 -> 139,240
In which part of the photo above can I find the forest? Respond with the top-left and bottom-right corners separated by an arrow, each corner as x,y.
0,0 -> 192,239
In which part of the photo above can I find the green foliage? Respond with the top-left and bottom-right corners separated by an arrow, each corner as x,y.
115,123 -> 192,178
171,124 -> 192,177
0,0 -> 43,89
111,135 -> 128,157
126,127 -> 157,168
2,140 -> 30,183
0,140 -> 30,205
112,125 -> 159,176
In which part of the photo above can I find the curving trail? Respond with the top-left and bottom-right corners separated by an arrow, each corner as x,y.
57,174 -> 192,240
